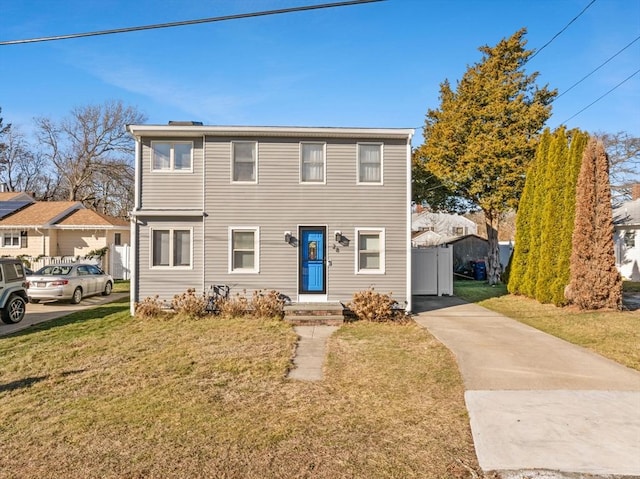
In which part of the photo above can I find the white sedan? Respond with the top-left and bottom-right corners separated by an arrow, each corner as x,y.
27,263 -> 113,304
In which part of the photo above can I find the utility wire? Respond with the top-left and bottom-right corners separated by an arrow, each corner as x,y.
0,0 -> 384,46
561,67 -> 640,124
556,34 -> 640,99
527,0 -> 597,63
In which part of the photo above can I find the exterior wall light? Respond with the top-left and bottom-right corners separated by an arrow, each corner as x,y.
284,231 -> 292,244
334,231 -> 342,242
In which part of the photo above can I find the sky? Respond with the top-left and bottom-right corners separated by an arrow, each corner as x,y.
1,0 -> 639,147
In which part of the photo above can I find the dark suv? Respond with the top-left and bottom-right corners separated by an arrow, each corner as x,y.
0,259 -> 28,324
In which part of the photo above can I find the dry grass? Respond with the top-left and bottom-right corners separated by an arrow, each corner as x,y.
478,294 -> 640,371
0,297 -> 482,478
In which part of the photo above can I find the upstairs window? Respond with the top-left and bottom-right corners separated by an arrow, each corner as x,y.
300,143 -> 326,183
357,143 -> 383,184
232,142 -> 257,183
151,141 -> 193,172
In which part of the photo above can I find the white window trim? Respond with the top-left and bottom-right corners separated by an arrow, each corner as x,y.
150,141 -> 194,173
228,226 -> 260,273
356,142 -> 384,185
149,227 -> 194,270
2,231 -> 21,248
231,141 -> 258,184
355,227 -> 385,274
299,142 -> 327,185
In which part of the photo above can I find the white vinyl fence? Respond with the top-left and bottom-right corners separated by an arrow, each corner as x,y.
411,246 -> 453,296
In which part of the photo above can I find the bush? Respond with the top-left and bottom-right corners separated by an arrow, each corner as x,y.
135,295 -> 167,319
348,288 -> 402,322
251,289 -> 285,319
217,291 -> 250,318
171,288 -> 208,318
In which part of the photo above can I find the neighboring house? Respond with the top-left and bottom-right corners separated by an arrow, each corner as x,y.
613,186 -> 640,281
126,123 -> 414,313
411,210 -> 477,247
0,194 -> 130,275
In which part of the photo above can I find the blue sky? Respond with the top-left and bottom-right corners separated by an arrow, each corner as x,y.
1,0 -> 639,147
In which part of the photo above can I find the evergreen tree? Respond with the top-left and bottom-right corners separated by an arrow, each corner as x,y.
508,128 -> 550,294
551,130 -> 589,305
520,130 -> 552,297
419,29 -> 556,284
535,127 -> 570,303
567,139 -> 622,309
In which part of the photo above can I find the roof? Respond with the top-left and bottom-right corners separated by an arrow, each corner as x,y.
613,198 -> 640,227
0,201 -> 127,229
0,201 -> 79,227
127,124 -> 414,141
56,209 -> 129,228
0,191 -> 35,202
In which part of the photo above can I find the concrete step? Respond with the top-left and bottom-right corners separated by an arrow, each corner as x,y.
284,302 -> 345,326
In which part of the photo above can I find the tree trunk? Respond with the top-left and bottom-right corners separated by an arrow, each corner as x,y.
485,211 -> 501,285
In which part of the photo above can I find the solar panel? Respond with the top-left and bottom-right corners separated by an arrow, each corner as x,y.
0,200 -> 33,219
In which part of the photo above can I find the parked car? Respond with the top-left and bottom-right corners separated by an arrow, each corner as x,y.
0,258 -> 29,324
27,263 -> 113,304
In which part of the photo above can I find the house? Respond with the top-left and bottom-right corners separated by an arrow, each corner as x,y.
126,123 -> 414,313
613,185 -> 640,281
0,192 -> 130,275
411,210 -> 477,246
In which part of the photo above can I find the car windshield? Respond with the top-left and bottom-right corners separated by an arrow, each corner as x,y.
36,265 -> 73,276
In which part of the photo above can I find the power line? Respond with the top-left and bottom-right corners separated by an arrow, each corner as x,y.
561,67 -> 640,124
0,0 -> 384,46
556,34 -> 640,99
527,0 -> 597,63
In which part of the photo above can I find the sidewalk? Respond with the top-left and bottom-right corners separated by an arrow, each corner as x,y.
412,295 -> 640,478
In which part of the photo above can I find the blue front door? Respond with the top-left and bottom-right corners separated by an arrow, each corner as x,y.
300,226 -> 326,294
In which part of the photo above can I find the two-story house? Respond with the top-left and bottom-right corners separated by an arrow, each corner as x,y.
126,123 -> 414,314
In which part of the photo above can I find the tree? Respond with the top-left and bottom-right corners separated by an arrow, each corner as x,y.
0,126 -> 61,198
0,107 -> 12,170
508,128 -> 550,295
596,131 -> 640,204
411,149 -> 470,213
567,139 -> 622,310
418,29 -> 556,284
35,100 -> 146,216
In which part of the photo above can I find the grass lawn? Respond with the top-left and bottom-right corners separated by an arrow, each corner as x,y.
454,280 -> 640,371
0,296 -> 482,478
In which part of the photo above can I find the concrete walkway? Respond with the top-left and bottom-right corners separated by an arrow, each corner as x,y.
412,295 -> 640,478
288,325 -> 338,381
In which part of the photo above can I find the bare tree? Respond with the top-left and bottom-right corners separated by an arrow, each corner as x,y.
0,126 -> 61,198
35,100 -> 146,216
595,131 -> 640,204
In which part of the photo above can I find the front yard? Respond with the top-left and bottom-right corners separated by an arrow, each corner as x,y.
0,296 -> 482,478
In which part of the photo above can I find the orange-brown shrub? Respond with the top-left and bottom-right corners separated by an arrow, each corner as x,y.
171,288 -> 208,318
134,295 -> 167,319
348,288 -> 402,322
251,289 -> 285,320
217,291 -> 250,318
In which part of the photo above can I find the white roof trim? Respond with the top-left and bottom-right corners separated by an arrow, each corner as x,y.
127,124 -> 414,140
130,209 -> 205,217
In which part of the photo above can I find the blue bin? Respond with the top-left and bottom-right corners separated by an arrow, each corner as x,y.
473,261 -> 487,281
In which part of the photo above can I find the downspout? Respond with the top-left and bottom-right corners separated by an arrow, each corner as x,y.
406,130 -> 414,313
130,136 -> 142,315
202,134 -> 206,292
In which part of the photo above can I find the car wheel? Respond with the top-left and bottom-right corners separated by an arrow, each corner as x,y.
70,287 -> 83,304
102,281 -> 113,296
30,298 -> 40,304
1,295 -> 26,324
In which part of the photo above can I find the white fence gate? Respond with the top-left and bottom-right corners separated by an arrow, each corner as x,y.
110,244 -> 131,280
411,246 -> 453,296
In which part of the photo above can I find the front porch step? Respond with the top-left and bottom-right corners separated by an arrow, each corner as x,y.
284,302 -> 345,326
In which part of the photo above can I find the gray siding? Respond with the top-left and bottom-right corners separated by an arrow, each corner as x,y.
135,217 -> 204,302
139,137 -> 204,210
202,136 -> 408,306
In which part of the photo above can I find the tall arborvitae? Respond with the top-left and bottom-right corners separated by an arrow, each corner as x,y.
508,129 -> 550,294
551,130 -> 589,305
535,127 -> 569,303
567,139 -> 622,309
521,130 -> 552,297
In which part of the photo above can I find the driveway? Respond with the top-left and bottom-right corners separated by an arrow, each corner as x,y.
0,293 -> 129,337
